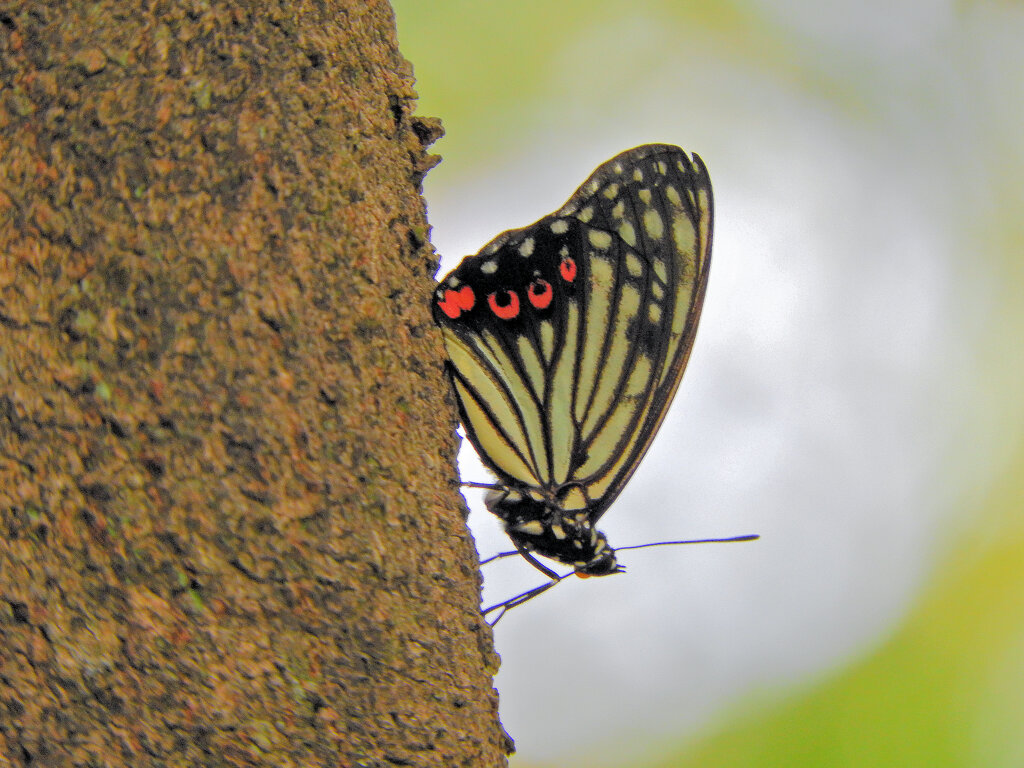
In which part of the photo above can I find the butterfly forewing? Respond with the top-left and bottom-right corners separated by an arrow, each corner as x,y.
569,147 -> 713,519
433,144 -> 713,560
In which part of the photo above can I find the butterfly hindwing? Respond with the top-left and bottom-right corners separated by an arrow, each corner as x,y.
433,144 -> 713,567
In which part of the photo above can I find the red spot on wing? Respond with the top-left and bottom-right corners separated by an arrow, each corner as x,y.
438,297 -> 461,319
559,257 -> 577,282
453,285 -> 475,310
487,289 -> 520,320
527,279 -> 553,309
438,285 -> 476,319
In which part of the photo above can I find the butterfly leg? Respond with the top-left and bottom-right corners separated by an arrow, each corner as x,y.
479,549 -> 520,566
481,542 -> 570,624
483,576 -> 566,625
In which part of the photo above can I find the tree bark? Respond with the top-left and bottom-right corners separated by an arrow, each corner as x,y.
0,2 -> 509,765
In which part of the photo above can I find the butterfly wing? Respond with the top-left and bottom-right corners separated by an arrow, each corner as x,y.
433,144 -> 713,520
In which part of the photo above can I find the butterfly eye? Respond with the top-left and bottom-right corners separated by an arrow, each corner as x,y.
559,256 -> 577,283
527,279 -> 553,309
487,289 -> 520,320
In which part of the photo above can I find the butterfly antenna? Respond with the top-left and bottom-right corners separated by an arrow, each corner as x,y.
481,537 -> 758,621
480,536 -> 757,568
615,534 -> 759,552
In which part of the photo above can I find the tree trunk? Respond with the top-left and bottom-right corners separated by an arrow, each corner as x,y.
0,2 -> 509,765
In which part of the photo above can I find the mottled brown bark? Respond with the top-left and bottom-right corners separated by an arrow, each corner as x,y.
0,2 -> 509,766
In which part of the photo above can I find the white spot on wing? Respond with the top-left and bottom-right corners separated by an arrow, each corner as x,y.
514,520 -> 545,535
643,208 -> 664,239
550,219 -> 569,234
653,258 -> 668,283
481,260 -> 498,274
619,221 -> 637,247
625,251 -> 643,277
519,238 -> 535,257
672,211 -> 696,260
588,229 -> 613,250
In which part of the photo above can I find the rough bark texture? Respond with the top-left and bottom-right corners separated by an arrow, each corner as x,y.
0,2 -> 509,766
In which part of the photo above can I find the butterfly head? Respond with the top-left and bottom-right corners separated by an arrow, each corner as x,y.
485,488 -> 622,577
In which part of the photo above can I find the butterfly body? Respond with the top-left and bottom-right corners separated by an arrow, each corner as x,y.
485,485 -> 619,575
433,144 -> 713,578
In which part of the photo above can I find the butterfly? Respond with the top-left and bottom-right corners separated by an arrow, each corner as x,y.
432,144 -> 753,618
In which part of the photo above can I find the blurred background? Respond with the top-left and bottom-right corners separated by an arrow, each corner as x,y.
391,2 -> 1024,766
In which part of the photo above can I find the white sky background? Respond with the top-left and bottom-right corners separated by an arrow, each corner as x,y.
413,2 -> 1012,765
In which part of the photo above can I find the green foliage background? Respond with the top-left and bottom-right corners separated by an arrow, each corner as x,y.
394,1 -> 1024,766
